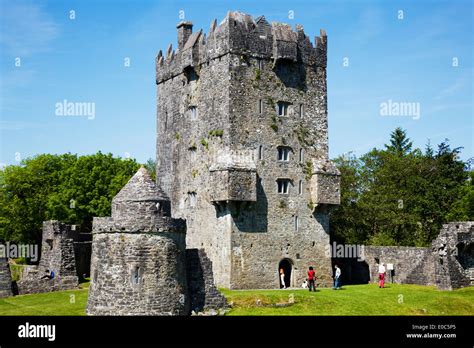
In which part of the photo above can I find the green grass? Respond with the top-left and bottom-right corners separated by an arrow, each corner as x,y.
221,284 -> 474,316
0,283 -> 472,316
0,281 -> 90,316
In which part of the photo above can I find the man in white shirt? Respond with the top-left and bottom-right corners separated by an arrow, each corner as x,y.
378,263 -> 386,288
333,265 -> 342,289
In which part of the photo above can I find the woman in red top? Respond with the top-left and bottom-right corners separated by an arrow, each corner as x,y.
307,267 -> 316,292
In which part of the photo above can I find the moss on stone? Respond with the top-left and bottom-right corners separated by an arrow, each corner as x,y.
200,138 -> 209,150
303,160 -> 313,181
209,129 -> 224,137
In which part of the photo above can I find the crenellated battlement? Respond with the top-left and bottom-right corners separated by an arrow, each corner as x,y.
156,11 -> 327,84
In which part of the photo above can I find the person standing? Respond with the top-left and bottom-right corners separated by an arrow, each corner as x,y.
333,265 -> 341,290
280,268 -> 286,289
307,266 -> 316,292
378,263 -> 386,288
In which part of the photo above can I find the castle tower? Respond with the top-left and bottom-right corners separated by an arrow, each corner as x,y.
87,167 -> 189,315
156,12 -> 340,289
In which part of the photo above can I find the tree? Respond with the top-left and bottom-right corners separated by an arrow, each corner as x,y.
0,153 -> 140,245
144,158 -> 157,181
330,128 -> 470,247
385,127 -> 413,156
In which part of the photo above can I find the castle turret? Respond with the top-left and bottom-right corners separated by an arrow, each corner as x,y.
87,168 -> 188,315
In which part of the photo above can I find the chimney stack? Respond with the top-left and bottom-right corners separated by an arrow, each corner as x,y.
177,21 -> 193,49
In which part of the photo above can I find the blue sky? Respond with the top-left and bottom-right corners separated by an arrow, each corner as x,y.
0,0 -> 472,166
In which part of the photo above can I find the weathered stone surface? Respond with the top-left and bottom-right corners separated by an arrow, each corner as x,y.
87,167 -> 190,315
0,258 -> 13,298
17,221 -> 79,295
186,249 -> 227,312
156,11 -> 340,289
432,222 -> 473,290
310,159 -> 341,206
87,232 -> 188,315
334,222 -> 473,291
364,246 -> 435,286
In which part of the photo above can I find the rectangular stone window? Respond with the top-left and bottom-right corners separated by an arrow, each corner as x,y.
258,99 -> 263,114
190,106 -> 197,120
277,147 -> 291,161
277,101 -> 290,116
133,266 -> 140,285
295,216 -> 299,231
188,192 -> 197,207
258,145 -> 263,160
299,148 -> 304,162
298,180 -> 303,195
277,179 -> 290,194
299,104 -> 304,118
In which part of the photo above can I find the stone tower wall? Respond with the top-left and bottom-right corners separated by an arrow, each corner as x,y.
86,168 -> 191,315
156,12 -> 338,289
87,230 -> 188,315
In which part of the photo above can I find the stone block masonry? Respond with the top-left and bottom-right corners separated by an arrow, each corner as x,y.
0,258 -> 13,298
16,221 -> 80,295
156,11 -> 340,289
87,167 -> 190,315
432,222 -> 473,290
333,222 -> 473,291
87,167 -> 227,315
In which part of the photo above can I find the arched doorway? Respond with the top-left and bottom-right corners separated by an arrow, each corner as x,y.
278,259 -> 292,288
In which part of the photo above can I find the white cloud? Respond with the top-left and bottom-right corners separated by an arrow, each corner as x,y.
0,1 -> 59,56
434,76 -> 468,101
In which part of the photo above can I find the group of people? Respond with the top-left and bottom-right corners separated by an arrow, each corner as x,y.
280,265 -> 342,291
280,262 -> 388,290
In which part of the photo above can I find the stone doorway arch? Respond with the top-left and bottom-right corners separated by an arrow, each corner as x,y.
278,258 -> 293,288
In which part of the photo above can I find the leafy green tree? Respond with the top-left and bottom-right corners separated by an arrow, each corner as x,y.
330,129 -> 469,247
0,153 -> 140,244
446,170 -> 474,221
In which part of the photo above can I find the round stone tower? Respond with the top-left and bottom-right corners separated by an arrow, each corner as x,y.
86,167 -> 189,315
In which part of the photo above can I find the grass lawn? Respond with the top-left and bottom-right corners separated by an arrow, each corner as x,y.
0,281 -> 89,316
221,284 -> 474,316
0,283 -> 472,316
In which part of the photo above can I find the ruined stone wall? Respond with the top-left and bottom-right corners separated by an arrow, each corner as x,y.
186,249 -> 227,312
432,222 -> 473,290
361,246 -> 436,286
17,221 -> 79,294
0,258 -> 12,298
